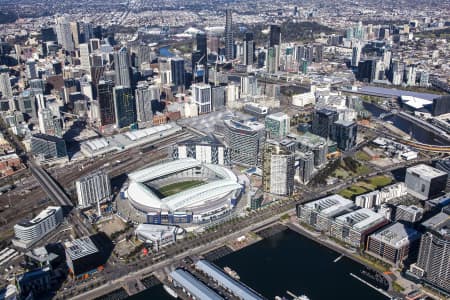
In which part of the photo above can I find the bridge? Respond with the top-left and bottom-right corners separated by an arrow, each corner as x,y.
379,109 -> 398,119
359,124 -> 450,153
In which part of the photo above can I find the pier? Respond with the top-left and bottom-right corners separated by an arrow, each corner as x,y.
350,273 -> 392,299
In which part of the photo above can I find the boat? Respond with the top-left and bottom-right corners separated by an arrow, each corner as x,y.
224,266 -> 240,280
163,285 -> 178,298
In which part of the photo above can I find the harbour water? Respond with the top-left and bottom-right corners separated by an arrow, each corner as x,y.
362,102 -> 446,145
134,228 -> 388,300
159,46 -> 175,57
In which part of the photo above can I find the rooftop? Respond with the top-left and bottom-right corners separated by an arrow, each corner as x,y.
335,208 -> 386,231
64,237 -> 99,260
303,194 -> 355,217
17,206 -> 61,228
170,269 -> 223,300
407,164 -> 448,180
370,222 -> 420,248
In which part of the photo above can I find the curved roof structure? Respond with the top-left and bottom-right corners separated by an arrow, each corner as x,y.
128,158 -> 201,183
126,159 -> 241,213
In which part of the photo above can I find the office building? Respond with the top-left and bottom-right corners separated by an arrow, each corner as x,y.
331,120 -> 357,151
224,119 -> 265,166
297,194 -> 355,232
405,164 -> 448,200
55,17 -> 75,52
172,135 -> 231,165
79,43 -> 91,71
38,108 -> 62,137
211,85 -> 226,111
312,108 -> 338,139
394,205 -> 424,223
367,222 -> 420,265
135,82 -> 154,124
269,24 -> 281,47
243,32 -> 254,66
113,47 -> 132,88
170,269 -> 223,300
296,151 -> 314,184
432,96 -> 450,116
16,267 -> 51,299
97,80 -> 115,126
240,75 -> 258,97
30,134 -> 67,160
76,171 -> 111,208
114,86 -> 136,128
64,236 -> 104,280
0,73 -> 12,98
13,206 -> 63,249
225,9 -> 234,60
267,45 -> 280,73
171,57 -> 185,87
25,60 -> 37,80
265,112 -> 290,139
192,83 -> 212,114
330,208 -> 388,248
263,140 -> 295,196
293,132 -> 328,167
410,209 -> 450,293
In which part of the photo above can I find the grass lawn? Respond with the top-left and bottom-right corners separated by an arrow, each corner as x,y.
355,181 -> 376,191
356,164 -> 372,176
159,180 -> 205,197
355,151 -> 371,161
367,175 -> 392,188
333,167 -> 350,179
338,189 -> 355,199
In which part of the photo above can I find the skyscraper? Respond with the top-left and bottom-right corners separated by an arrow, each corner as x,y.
113,86 -> 136,128
243,32 -> 254,66
0,72 -> 12,98
351,43 -> 361,67
79,43 -> 91,72
97,80 -> 115,126
269,24 -> 281,48
263,140 -> 295,196
135,82 -> 154,124
312,108 -> 338,139
265,112 -> 290,139
113,47 -> 132,88
170,57 -> 185,87
55,17 -> 75,52
70,21 -> 81,49
225,9 -> 234,60
192,83 -> 212,114
331,120 -> 357,151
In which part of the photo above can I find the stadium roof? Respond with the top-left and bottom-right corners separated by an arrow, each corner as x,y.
127,159 -> 241,212
128,158 -> 201,183
170,269 -> 223,300
127,179 -> 241,211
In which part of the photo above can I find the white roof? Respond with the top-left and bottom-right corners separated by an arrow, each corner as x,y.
64,237 -> 98,260
401,95 -> 432,109
370,222 -> 420,248
128,158 -> 201,183
335,208 -> 386,232
304,194 -> 355,217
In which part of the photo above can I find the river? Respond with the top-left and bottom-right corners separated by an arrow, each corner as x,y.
362,102 -> 447,145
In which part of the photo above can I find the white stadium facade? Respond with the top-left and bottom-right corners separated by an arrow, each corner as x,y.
118,158 -> 243,225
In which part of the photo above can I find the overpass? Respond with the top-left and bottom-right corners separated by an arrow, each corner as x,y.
359,124 -> 450,153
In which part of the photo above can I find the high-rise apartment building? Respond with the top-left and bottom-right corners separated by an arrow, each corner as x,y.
263,140 -> 295,196
225,9 -> 234,60
223,119 -> 265,166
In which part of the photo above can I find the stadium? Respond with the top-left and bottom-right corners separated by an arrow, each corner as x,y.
118,158 -> 243,225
